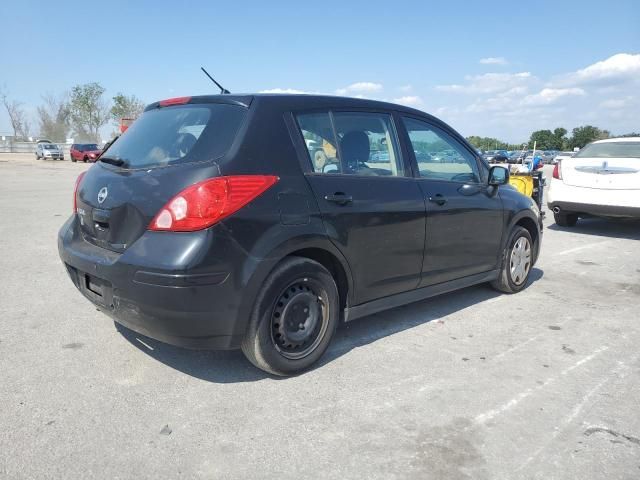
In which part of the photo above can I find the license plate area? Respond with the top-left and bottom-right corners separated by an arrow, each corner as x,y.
81,273 -> 113,308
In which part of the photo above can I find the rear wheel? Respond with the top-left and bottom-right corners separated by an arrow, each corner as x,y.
491,226 -> 533,294
83,156 -> 88,163
554,212 -> 578,227
241,256 -> 339,376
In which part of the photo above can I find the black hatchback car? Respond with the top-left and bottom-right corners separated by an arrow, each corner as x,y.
58,94 -> 542,375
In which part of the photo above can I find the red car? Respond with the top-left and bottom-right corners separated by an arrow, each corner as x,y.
70,143 -> 102,163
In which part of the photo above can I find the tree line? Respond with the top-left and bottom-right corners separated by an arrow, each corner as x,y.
1,83 -> 145,143
467,126 -> 639,153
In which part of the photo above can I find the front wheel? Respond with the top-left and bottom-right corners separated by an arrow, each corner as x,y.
241,256 -> 339,376
491,226 -> 534,293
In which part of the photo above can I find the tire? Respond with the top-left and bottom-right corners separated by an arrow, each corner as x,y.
83,156 -> 88,163
554,212 -> 578,227
71,157 -> 77,162
491,226 -> 534,294
241,256 -> 340,376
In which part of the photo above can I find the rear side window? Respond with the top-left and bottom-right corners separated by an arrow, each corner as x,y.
296,111 -> 405,177
103,104 -> 247,169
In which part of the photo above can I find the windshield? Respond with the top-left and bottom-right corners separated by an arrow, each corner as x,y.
43,144 -> 56,149
102,103 -> 246,169
574,142 -> 640,159
80,144 -> 99,151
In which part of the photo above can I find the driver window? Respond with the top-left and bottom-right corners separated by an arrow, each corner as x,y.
403,117 -> 480,183
296,112 -> 404,176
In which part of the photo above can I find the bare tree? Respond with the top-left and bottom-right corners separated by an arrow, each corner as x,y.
1,88 -> 31,139
37,93 -> 70,142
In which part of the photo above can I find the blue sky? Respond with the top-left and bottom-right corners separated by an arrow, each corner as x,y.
1,0 -> 638,141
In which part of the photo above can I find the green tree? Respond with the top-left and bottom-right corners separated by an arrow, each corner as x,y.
68,82 -> 110,142
37,93 -> 70,142
568,125 -> 610,149
552,128 -> 567,150
110,93 -> 145,126
529,130 -> 554,150
466,136 -> 518,151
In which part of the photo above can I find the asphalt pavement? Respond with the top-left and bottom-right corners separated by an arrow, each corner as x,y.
1,155 -> 639,479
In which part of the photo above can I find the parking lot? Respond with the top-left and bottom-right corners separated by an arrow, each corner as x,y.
1,154 -> 639,479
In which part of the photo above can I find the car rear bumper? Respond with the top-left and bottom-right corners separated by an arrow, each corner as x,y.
547,201 -> 640,218
57,216 -> 250,350
547,180 -> 640,217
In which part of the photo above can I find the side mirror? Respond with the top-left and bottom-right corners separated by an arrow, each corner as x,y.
488,165 -> 509,186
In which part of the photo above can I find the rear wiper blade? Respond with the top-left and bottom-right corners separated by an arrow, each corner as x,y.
98,156 -> 128,167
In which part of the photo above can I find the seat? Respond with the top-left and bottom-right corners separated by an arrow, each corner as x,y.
340,131 -> 371,174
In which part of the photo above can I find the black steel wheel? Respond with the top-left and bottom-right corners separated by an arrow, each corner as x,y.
270,278 -> 329,360
242,256 -> 339,376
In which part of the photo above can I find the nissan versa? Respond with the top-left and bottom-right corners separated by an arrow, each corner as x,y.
58,94 -> 542,375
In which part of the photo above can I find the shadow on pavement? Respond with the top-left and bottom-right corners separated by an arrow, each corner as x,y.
116,268 -> 544,383
548,217 -> 640,240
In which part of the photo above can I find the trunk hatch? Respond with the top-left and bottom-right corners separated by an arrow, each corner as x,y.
75,101 -> 248,252
562,157 -> 640,190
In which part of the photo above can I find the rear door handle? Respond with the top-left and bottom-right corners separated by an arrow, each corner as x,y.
324,193 -> 353,205
428,194 -> 447,206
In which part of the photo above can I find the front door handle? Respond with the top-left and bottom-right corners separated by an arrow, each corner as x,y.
325,193 -> 353,205
428,194 -> 447,206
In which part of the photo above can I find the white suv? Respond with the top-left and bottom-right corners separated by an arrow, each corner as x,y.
547,137 -> 640,226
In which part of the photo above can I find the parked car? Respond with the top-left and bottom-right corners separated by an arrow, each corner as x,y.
58,94 -> 542,375
70,143 -> 102,163
552,151 -> 575,164
35,142 -> 64,160
509,151 -> 526,164
547,137 -> 640,226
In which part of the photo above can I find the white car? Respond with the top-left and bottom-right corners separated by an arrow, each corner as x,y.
35,142 -> 64,160
551,151 -> 575,164
547,137 -> 640,226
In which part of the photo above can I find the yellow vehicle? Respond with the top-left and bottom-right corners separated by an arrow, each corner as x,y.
509,169 -> 545,212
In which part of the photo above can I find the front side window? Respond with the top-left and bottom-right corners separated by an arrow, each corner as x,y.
296,111 -> 405,177
403,117 -> 480,183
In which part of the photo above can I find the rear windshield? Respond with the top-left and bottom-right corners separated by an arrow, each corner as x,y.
574,142 -> 640,159
102,103 -> 247,169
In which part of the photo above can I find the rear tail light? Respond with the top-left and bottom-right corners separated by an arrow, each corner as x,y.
73,171 -> 86,212
552,161 -> 562,180
149,175 -> 279,232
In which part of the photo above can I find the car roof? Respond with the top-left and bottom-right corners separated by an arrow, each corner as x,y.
146,93 -> 432,117
592,137 -> 640,144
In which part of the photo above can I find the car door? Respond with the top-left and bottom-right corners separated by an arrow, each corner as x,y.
400,116 -> 504,287
295,110 -> 426,305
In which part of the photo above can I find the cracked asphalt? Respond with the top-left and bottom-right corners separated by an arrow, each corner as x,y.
1,155 -> 639,479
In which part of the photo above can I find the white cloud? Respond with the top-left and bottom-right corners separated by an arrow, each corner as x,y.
569,53 -> 640,84
436,72 -> 533,94
259,88 -> 315,94
335,82 -> 383,95
480,57 -> 508,65
600,97 -> 633,109
430,53 -> 640,140
398,84 -> 413,92
392,96 -> 423,107
521,87 -> 586,106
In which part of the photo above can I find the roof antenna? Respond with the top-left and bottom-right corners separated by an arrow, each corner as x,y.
201,67 -> 230,94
